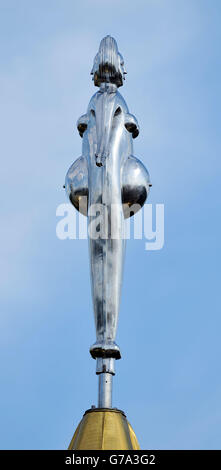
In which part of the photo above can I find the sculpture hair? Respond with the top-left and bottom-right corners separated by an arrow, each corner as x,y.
91,35 -> 126,87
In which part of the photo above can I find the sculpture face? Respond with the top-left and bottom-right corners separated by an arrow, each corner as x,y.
65,36 -> 151,405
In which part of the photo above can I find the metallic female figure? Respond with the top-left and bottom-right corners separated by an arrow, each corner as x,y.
65,36 -> 151,408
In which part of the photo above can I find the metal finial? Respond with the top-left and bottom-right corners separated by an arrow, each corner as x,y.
65,37 -> 151,409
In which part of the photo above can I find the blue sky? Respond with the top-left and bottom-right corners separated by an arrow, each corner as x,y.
0,0 -> 220,449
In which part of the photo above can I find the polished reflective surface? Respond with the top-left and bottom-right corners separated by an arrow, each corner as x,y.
65,36 -> 151,409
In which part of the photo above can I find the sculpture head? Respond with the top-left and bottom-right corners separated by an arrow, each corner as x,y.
91,35 -> 127,88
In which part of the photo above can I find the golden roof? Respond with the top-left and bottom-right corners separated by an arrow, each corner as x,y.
68,408 -> 140,450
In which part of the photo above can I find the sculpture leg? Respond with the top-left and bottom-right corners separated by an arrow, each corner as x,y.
89,204 -> 125,360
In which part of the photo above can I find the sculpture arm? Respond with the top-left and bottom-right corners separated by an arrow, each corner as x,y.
77,114 -> 89,137
124,113 -> 139,138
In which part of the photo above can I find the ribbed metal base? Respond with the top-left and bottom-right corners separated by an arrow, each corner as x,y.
68,408 -> 140,450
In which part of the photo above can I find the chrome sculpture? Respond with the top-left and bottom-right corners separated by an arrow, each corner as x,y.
65,36 -> 151,408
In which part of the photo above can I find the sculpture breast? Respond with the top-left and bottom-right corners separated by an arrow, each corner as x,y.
66,88 -> 151,218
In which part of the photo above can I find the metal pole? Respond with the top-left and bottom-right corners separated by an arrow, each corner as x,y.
96,357 -> 114,408
98,373 -> 113,408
